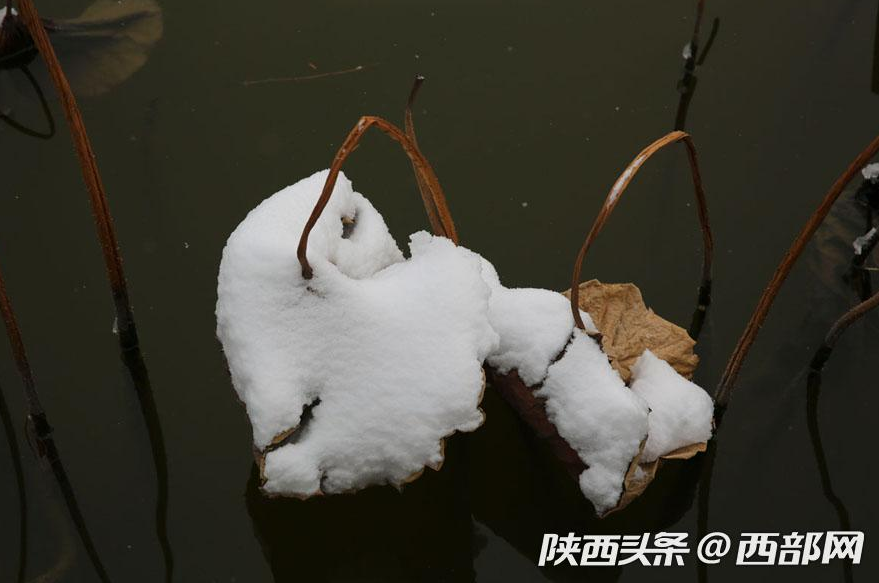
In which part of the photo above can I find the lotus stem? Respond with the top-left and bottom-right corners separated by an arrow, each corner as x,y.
298,115 -> 457,279
18,0 -> 138,349
404,75 -> 448,239
809,290 -> 879,372
715,132 -> 879,411
569,131 -> 713,332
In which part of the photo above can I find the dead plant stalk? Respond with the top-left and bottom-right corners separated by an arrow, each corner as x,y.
18,0 -> 138,348
715,132 -> 879,411
569,130 -> 714,331
298,115 -> 457,279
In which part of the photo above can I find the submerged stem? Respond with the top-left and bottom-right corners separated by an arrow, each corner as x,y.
805,371 -> 854,583
715,133 -> 879,411
569,130 -> 713,331
0,261 -> 112,583
810,289 -> 879,372
121,350 -> 174,583
18,0 -> 138,349
0,380 -> 27,582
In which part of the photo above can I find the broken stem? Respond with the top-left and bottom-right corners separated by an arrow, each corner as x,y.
715,132 -> 879,411
569,130 -> 714,331
684,0 -> 706,73
241,63 -> 377,87
18,0 -> 138,349
298,115 -> 457,279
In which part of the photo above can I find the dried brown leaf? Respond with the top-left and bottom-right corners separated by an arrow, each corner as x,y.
564,280 -> 698,382
607,441 -> 707,515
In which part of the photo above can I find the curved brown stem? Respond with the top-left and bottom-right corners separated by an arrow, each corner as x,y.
404,75 -> 446,238
715,133 -> 879,410
569,130 -> 714,330
297,115 -> 457,279
18,0 -> 138,349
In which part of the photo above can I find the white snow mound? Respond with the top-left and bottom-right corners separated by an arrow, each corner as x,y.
538,330 -> 650,514
217,170 -> 498,496
481,260 -> 597,387
630,350 -> 714,463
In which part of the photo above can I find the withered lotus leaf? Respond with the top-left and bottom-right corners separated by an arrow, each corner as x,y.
564,280 -> 699,382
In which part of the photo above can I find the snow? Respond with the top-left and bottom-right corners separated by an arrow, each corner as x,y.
537,330 -> 650,514
481,260 -> 597,387
853,227 -> 878,255
682,42 -> 693,60
862,163 -> 879,182
630,350 -> 713,463
217,168 -> 715,505
217,170 -> 498,496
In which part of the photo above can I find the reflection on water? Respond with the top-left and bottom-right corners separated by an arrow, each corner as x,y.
41,0 -> 162,98
0,379 -> 27,582
806,370 -> 853,583
246,437 -> 476,583
121,348 -> 173,583
0,66 -> 54,139
0,0 -> 162,109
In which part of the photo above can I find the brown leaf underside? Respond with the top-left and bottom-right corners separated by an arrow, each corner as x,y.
491,281 -> 706,516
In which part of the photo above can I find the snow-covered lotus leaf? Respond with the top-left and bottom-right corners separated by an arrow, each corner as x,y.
483,264 -> 713,515
216,170 -> 498,497
567,280 -> 712,512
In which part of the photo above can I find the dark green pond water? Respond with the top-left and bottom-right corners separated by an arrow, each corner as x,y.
1,0 -> 877,581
